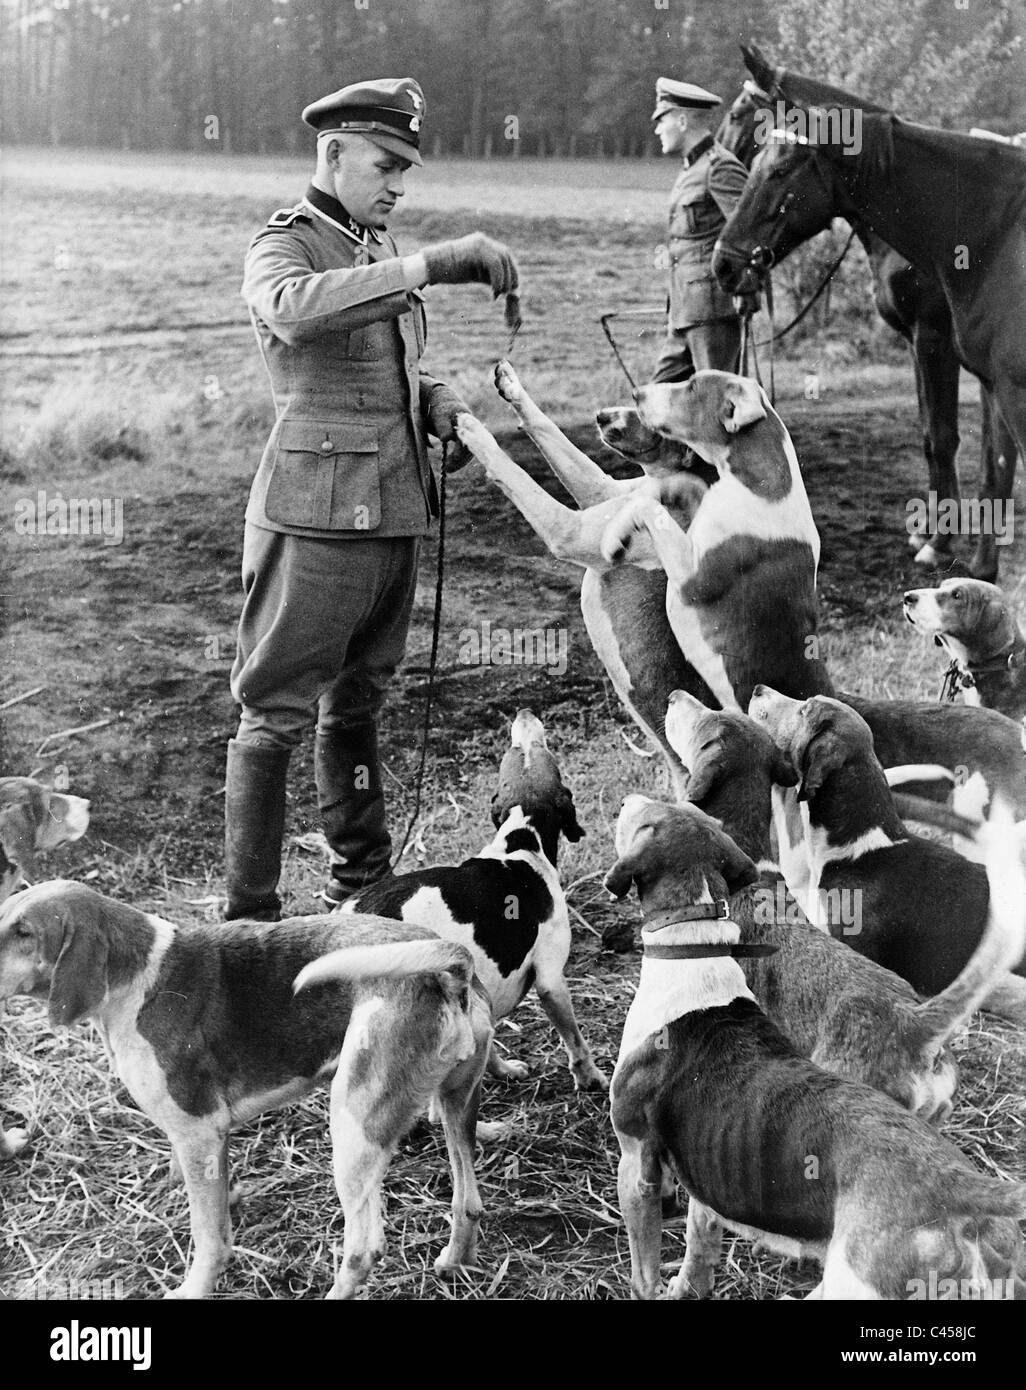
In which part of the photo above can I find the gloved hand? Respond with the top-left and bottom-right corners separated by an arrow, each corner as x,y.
426,383 -> 473,473
422,233 -> 520,296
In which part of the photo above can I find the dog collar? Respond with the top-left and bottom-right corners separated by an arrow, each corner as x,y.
939,643 -> 1026,702
643,941 -> 778,960
640,900 -> 779,958
643,900 -> 731,929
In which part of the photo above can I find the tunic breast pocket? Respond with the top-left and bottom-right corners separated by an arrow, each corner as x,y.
264,419 -> 381,531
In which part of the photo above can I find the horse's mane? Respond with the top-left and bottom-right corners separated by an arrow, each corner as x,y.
862,113 -> 1026,197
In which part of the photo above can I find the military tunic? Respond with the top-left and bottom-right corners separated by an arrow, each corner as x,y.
653,133 -> 750,383
231,185 -> 447,747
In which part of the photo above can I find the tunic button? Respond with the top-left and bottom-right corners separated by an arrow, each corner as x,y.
321,438 -> 333,452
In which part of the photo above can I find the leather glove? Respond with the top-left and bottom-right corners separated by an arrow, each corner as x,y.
422,233 -> 520,296
426,384 -> 473,474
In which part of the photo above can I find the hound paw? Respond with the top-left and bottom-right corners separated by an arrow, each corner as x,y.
600,504 -> 643,564
492,1061 -> 531,1084
494,358 -> 523,405
454,411 -> 495,464
572,1062 -> 609,1093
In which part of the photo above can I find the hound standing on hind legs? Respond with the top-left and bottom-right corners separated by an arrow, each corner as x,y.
457,361 -> 712,798
456,368 -> 832,719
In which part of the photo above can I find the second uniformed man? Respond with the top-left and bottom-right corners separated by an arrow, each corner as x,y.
651,77 -> 750,383
226,77 -> 519,920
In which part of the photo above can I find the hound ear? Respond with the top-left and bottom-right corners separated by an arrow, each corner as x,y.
557,786 -> 585,842
795,726 -> 845,802
49,918 -> 109,1027
0,804 -> 35,873
685,741 -> 725,804
771,745 -> 799,787
603,828 -> 655,900
721,838 -> 760,894
720,377 -> 767,434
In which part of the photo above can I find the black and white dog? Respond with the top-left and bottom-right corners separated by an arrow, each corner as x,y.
342,710 -> 607,1091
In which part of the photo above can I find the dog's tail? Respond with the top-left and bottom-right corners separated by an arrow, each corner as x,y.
912,800 -> 1026,1054
294,939 -> 473,994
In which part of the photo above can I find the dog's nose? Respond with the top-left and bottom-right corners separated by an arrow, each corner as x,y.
903,592 -> 917,605
751,684 -> 766,699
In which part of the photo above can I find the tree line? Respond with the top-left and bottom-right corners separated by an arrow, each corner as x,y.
1,0 -> 1022,157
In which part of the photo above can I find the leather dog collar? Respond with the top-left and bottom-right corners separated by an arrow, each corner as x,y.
640,899 -> 778,958
643,941 -> 778,960
644,900 -> 731,929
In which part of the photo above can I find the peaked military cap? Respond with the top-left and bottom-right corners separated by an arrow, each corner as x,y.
302,77 -> 426,165
651,77 -> 723,123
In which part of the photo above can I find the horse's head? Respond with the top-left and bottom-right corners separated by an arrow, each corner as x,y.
712,130 -> 842,294
714,84 -> 767,169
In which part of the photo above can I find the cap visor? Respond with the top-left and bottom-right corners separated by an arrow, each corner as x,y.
363,130 -> 423,166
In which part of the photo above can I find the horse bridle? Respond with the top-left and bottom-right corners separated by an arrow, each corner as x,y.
714,97 -> 841,279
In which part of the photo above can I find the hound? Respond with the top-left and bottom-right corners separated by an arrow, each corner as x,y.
0,777 -> 90,1158
0,882 -> 492,1298
606,795 -> 1026,1299
905,577 -> 1026,718
748,686 -> 1026,1023
342,711 -> 607,1092
0,777 -> 90,904
665,688 -> 1016,1120
455,364 -> 829,726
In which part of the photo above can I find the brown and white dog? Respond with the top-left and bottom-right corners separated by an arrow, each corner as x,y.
606,796 -> 1026,1299
454,363 -> 712,796
1,777 -> 90,1158
455,365 -> 830,771
749,687 -> 1026,1024
665,689 -> 1016,1120
341,711 -> 607,1092
0,777 -> 90,904
0,882 -> 493,1298
904,577 -> 1026,719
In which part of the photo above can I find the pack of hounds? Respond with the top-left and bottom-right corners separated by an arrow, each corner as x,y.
2,365 -> 1026,1301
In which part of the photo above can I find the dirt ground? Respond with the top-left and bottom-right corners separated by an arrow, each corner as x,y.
2,153 -> 1024,1302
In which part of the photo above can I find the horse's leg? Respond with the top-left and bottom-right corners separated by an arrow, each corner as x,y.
909,326 -> 960,568
971,385 -> 1019,582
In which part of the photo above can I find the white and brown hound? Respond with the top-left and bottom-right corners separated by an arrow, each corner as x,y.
665,689 -> 1016,1121
749,687 -> 1026,1024
453,364 -> 711,795
0,777 -> 90,1158
0,777 -> 90,904
905,577 -> 1026,719
456,365 -> 830,752
606,795 -> 1026,1299
0,882 -> 493,1298
342,711 -> 607,1091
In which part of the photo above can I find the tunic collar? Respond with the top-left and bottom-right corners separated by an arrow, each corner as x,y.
302,183 -> 383,246
684,132 -> 714,167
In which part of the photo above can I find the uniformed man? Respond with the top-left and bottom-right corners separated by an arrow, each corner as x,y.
226,77 -> 519,920
651,77 -> 750,383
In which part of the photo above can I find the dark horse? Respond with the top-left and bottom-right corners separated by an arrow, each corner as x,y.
713,47 -> 1021,581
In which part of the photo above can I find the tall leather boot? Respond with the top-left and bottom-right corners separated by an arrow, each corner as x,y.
224,738 -> 290,921
315,722 -> 393,905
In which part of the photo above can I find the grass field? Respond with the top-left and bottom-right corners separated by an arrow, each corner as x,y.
1,148 -> 1024,1302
